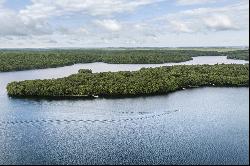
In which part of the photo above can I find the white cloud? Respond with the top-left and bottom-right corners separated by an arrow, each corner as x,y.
169,21 -> 193,33
94,19 -> 122,31
19,3 -> 57,24
78,27 -> 89,34
0,0 -> 249,47
0,0 -> 160,36
19,0 -> 160,22
164,1 -> 249,33
57,26 -> 89,34
204,14 -> 238,31
134,23 -> 146,30
0,8 -> 52,36
0,0 -> 5,6
176,0 -> 217,6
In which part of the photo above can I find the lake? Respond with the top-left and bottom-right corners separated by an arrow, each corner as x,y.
0,56 -> 249,165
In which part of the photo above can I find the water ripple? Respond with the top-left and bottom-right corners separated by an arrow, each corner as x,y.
0,109 -> 179,127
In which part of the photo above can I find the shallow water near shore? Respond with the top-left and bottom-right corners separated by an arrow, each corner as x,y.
0,56 -> 249,165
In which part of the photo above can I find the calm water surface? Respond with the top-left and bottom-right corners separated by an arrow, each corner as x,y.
0,56 -> 249,165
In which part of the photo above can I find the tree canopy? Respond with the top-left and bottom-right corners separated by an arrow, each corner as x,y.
0,49 -> 248,72
7,64 -> 249,99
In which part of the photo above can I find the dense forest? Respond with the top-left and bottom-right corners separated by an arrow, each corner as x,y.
0,49 -> 248,72
7,64 -> 249,98
223,50 -> 249,60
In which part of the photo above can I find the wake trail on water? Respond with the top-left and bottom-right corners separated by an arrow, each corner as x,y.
0,109 -> 179,127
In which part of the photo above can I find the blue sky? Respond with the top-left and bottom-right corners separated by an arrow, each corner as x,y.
0,0 -> 249,48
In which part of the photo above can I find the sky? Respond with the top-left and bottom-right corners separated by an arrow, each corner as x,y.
0,0 -> 249,48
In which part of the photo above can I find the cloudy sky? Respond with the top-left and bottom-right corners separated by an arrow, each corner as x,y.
0,0 -> 249,48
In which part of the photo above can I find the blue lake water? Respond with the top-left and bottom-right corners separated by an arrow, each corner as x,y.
0,56 -> 249,165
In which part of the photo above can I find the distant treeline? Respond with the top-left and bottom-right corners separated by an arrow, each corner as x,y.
0,49 -> 248,72
223,50 -> 249,60
7,64 -> 249,98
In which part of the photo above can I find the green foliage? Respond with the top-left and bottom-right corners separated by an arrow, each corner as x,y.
78,69 -> 92,74
223,50 -> 249,60
1,49 -> 248,72
7,64 -> 249,98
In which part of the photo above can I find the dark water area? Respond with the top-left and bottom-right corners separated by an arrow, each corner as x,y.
0,56 -> 249,165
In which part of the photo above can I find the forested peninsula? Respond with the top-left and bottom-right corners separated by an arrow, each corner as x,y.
0,49 -> 248,72
7,64 -> 249,99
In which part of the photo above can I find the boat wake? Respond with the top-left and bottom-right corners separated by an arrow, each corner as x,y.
0,109 -> 179,127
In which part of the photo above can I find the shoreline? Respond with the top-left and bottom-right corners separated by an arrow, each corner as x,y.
7,86 -> 249,101
1,49 -> 248,72
7,64 -> 249,100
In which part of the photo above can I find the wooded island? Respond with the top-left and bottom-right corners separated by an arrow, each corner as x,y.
7,64 -> 249,98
